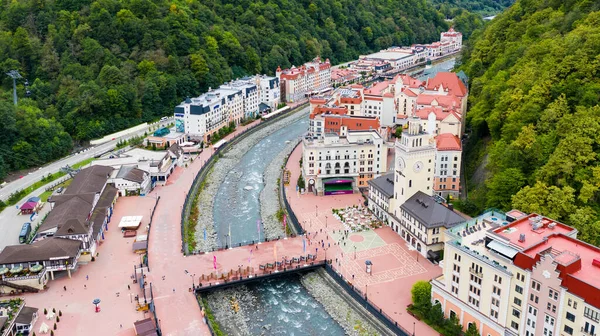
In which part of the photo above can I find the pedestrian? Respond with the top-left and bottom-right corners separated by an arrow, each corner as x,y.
63,286 -> 67,291
173,288 -> 175,293
328,243 -> 330,248
84,284 -> 87,289
352,274 -> 355,280
162,275 -> 165,280
344,242 -> 346,246
128,284 -> 131,290
256,245 -> 258,250
120,324 -> 122,328
86,275 -> 89,280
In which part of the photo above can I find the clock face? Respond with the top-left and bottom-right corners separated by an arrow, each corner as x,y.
397,158 -> 406,171
413,161 -> 424,172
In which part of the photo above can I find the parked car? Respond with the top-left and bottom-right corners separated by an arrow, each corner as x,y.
56,187 -> 64,193
19,222 -> 31,243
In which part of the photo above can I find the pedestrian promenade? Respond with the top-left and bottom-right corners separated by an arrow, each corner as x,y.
7,108 -> 439,336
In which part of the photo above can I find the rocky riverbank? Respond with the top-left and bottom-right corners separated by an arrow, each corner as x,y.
301,271 -> 385,336
259,139 -> 301,239
193,109 -> 308,251
204,286 -> 257,336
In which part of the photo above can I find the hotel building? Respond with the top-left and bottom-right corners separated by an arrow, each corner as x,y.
277,57 -> 331,103
301,130 -> 387,195
432,210 -> 600,336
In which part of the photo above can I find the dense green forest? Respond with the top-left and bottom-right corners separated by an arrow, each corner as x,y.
432,0 -> 514,16
459,0 -> 600,245
0,0 -> 455,179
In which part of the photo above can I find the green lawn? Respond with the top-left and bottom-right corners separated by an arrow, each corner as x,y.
4,157 -> 95,207
39,179 -> 73,202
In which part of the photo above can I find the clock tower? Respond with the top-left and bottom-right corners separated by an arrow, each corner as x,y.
393,116 -> 435,215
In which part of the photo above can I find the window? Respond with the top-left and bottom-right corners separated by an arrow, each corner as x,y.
584,307 -> 600,322
563,325 -> 573,335
515,285 -> 523,294
532,280 -> 541,291
514,297 -> 522,306
513,308 -> 521,318
490,309 -> 498,319
493,286 -> 501,296
511,321 -> 519,330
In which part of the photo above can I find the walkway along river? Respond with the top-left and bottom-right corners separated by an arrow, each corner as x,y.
202,55 -> 459,335
207,111 -> 346,334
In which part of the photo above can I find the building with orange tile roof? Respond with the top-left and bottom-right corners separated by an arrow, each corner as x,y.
308,114 -> 380,138
276,57 -> 331,103
433,133 -> 462,198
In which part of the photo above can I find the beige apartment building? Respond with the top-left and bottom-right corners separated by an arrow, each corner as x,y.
432,210 -> 600,336
301,130 -> 387,195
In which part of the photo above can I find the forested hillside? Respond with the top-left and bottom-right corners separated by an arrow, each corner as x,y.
432,0 -> 514,16
0,0 -> 450,179
460,0 -> 600,245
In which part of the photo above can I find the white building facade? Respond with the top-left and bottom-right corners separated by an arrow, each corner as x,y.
302,130 -> 387,195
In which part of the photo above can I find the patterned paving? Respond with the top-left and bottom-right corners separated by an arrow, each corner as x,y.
333,242 -> 427,287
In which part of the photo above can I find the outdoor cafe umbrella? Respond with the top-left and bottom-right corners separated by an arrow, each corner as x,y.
39,322 -> 50,334
30,264 -> 43,273
10,265 -> 23,273
0,267 -> 8,275
93,298 -> 101,313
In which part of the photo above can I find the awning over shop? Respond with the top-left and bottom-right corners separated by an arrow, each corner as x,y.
118,216 -> 143,229
487,240 -> 518,258
323,177 -> 353,185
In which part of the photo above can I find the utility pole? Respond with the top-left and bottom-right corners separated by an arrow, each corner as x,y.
6,70 -> 22,106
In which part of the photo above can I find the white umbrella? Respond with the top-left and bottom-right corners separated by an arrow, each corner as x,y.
39,322 -> 50,334
46,311 -> 55,320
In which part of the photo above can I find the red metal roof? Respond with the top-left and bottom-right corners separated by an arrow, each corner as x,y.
514,232 -> 600,310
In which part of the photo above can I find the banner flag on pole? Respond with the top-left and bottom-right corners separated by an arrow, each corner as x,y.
203,228 -> 207,241
213,255 -> 217,270
302,238 -> 306,253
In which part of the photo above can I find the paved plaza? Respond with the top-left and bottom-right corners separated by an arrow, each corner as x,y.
284,143 -> 442,336
3,113 -> 440,336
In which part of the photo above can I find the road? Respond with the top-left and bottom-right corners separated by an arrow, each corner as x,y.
0,183 -> 53,251
0,118 -> 173,202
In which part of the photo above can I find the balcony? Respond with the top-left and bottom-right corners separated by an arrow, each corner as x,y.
581,327 -> 597,336
469,267 -> 483,278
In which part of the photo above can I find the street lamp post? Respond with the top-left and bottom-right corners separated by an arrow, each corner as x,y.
354,246 -> 357,260
413,321 -> 416,336
325,215 -> 328,228
315,205 -> 318,217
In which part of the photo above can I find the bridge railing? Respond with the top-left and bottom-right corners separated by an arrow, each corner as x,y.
324,264 -> 412,336
181,104 -> 308,255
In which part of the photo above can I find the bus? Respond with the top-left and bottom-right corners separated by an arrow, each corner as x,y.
19,222 -> 31,243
